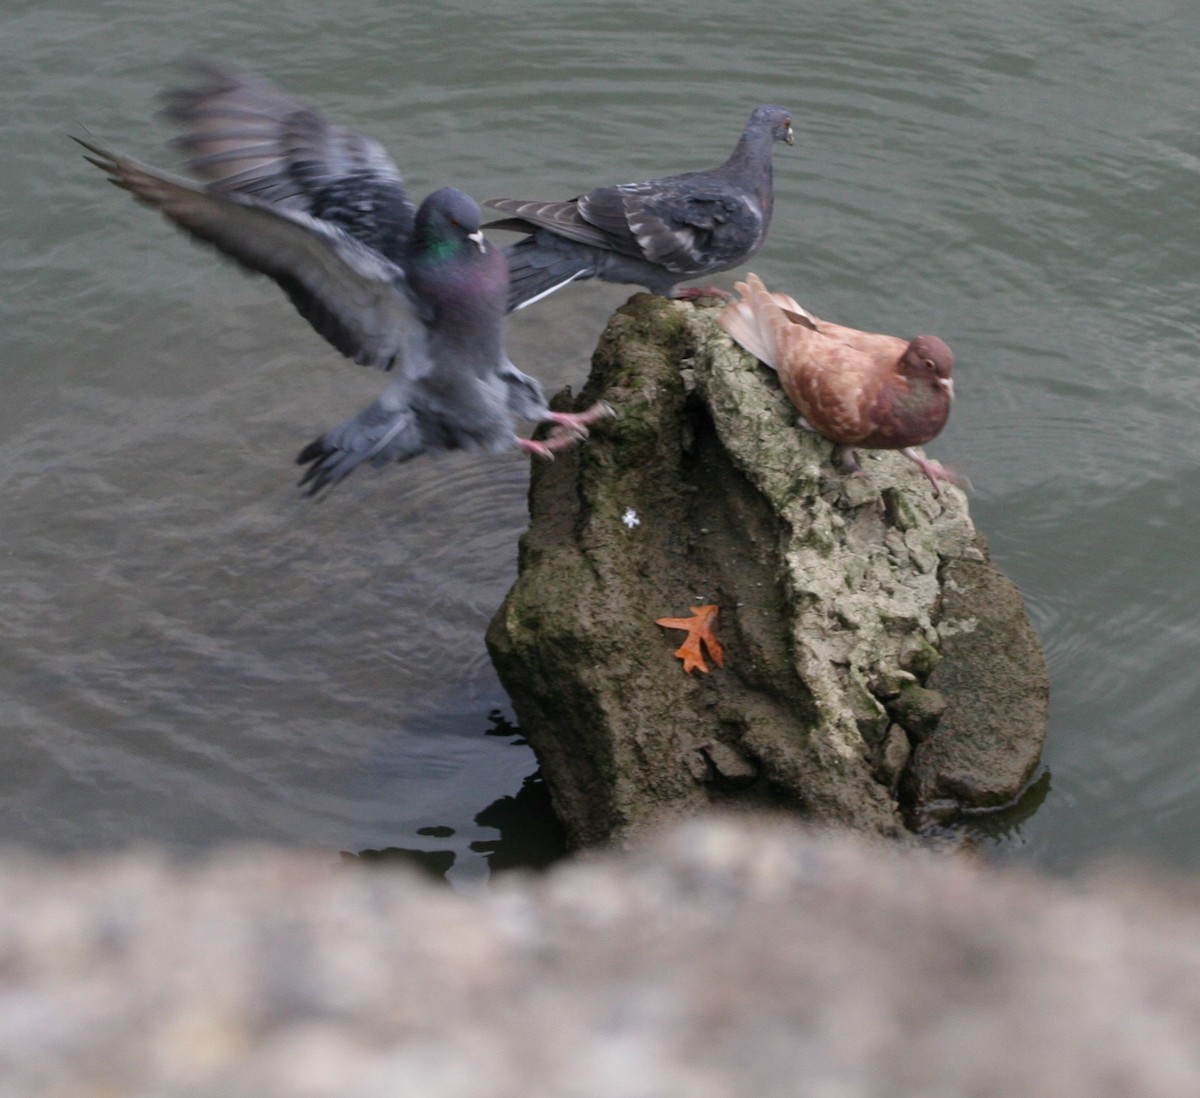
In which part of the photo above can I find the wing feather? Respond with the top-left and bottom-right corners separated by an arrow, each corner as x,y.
160,58 -> 415,260
75,136 -> 420,371
484,199 -> 617,251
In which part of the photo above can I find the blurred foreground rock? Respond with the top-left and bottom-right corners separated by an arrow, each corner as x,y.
488,296 -> 1047,845
2,819 -> 1200,1096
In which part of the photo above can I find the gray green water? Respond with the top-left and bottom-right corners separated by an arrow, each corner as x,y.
3,0 -> 1198,882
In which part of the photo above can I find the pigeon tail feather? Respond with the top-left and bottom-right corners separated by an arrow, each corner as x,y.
502,236 -> 594,312
297,394 -> 427,495
718,274 -> 796,371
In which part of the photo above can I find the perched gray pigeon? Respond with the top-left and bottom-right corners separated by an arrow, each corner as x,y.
484,105 -> 794,312
74,59 -> 610,494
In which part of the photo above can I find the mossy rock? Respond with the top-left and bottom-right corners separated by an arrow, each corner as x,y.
488,296 -> 1048,847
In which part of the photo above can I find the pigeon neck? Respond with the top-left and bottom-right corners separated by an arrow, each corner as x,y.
874,378 -> 951,446
411,231 -> 462,266
723,126 -> 775,188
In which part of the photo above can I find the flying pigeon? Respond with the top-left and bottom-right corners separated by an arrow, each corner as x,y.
484,105 -> 795,312
74,59 -> 610,494
719,274 -> 959,495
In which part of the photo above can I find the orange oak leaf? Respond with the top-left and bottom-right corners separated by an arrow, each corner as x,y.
655,604 -> 725,674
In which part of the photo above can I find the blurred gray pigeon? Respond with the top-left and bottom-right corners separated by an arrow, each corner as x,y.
74,59 -> 610,494
484,104 -> 794,311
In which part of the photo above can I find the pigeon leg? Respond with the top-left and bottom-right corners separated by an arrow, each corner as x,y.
672,286 -> 734,303
831,445 -> 864,476
518,434 -> 580,460
900,448 -> 972,497
543,401 -> 616,438
518,402 -> 616,460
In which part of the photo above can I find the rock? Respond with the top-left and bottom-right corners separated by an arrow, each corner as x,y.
488,295 -> 1048,847
3,818 -> 1200,1096
887,682 -> 948,741
903,552 -> 1054,818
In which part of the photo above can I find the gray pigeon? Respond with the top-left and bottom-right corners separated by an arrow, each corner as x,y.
74,59 -> 610,495
484,105 -> 794,312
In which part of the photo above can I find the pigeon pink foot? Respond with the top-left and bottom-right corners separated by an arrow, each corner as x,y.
544,401 -> 615,436
899,448 -> 972,497
519,402 -> 615,459
672,285 -> 734,303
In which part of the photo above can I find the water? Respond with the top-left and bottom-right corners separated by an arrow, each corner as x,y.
2,0 -> 1198,881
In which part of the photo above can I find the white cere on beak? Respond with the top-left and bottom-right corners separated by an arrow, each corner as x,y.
468,229 -> 486,253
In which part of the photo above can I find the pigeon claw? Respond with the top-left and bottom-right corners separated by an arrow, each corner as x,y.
518,438 -> 558,461
899,449 -> 972,497
520,401 -> 616,461
546,401 -> 616,436
518,426 -> 584,459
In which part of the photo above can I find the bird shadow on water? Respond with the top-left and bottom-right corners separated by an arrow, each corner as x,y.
340,709 -> 568,884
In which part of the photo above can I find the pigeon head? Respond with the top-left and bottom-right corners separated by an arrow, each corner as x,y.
748,104 -> 795,146
412,187 -> 488,256
901,335 -> 955,397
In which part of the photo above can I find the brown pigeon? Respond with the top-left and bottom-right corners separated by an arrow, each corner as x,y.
719,274 -> 959,494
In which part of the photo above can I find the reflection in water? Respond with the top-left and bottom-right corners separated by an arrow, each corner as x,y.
962,771 -> 1054,848
343,845 -> 457,881
471,767 -> 568,874
910,770 -> 1055,855
343,711 -> 566,885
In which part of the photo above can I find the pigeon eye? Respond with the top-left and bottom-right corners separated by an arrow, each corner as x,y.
922,358 -> 937,371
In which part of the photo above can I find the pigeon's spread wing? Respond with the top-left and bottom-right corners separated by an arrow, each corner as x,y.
161,58 -> 416,262
77,138 -> 420,371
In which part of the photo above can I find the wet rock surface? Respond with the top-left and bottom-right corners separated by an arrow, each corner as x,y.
488,295 -> 1048,846
3,819 -> 1199,1097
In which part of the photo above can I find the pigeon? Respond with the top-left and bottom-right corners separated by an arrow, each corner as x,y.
719,274 -> 959,495
74,59 -> 610,494
484,105 -> 795,312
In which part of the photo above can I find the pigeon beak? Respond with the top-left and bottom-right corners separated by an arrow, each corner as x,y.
467,228 -> 487,253
784,123 -> 795,146
940,377 -> 955,401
